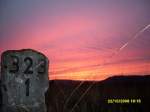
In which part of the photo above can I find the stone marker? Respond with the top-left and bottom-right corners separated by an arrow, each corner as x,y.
1,49 -> 49,112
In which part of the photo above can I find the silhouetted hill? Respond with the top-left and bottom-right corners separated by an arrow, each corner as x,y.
46,75 -> 150,112
0,75 -> 150,112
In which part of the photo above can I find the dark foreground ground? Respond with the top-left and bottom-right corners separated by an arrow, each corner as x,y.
46,75 -> 150,112
1,75 -> 150,112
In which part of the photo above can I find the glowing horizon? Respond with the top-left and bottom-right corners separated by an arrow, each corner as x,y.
0,0 -> 150,80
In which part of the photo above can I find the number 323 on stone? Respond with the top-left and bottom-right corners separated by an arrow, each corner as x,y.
1,49 -> 49,112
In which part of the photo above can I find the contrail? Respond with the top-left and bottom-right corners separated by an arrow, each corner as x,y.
119,24 -> 150,51
67,24 -> 150,112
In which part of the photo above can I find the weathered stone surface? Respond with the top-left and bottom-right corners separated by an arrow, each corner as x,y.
1,49 -> 49,112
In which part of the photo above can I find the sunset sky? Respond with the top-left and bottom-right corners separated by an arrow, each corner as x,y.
0,0 -> 150,80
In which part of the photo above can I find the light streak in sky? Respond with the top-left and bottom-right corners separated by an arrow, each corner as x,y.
67,24 -> 150,112
119,24 -> 150,51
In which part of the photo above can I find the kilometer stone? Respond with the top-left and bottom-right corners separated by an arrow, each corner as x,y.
1,49 -> 49,112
